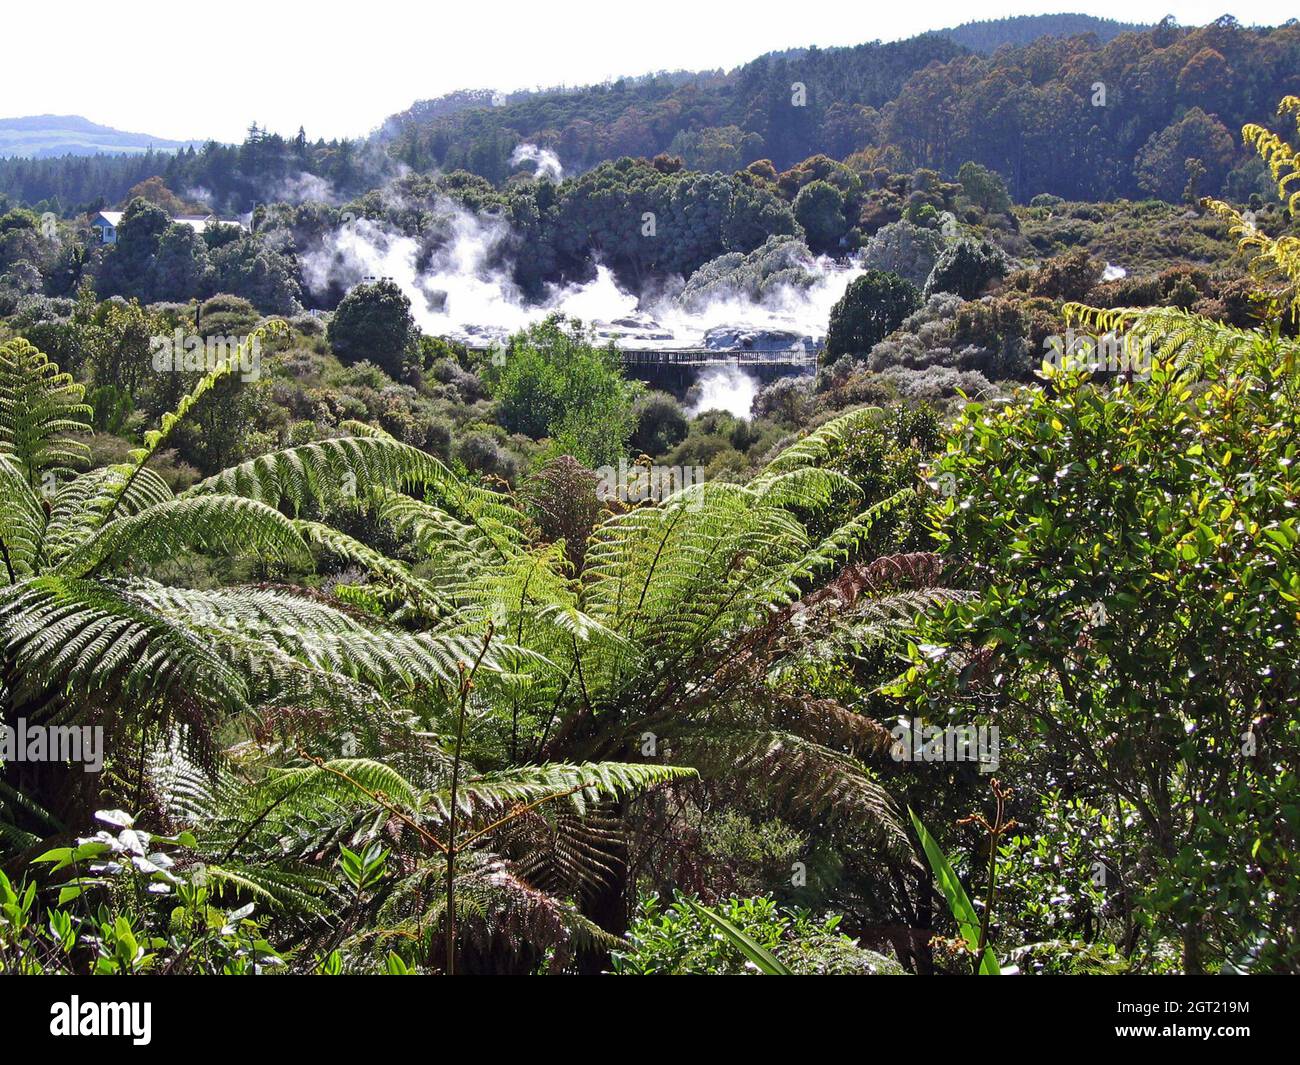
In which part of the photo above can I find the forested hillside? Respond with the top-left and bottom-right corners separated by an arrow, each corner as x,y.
379,16 -> 1299,199
4,17 -> 1298,213
940,13 -> 1147,52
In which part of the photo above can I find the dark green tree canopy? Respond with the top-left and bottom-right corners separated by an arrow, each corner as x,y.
924,237 -> 1010,299
825,269 -> 921,359
793,180 -> 847,254
327,279 -> 418,378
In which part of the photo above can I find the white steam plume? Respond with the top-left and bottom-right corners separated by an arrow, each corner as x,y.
302,196 -> 861,360
509,143 -> 563,182
688,366 -> 760,419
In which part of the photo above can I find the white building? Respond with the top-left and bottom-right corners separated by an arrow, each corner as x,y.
91,210 -> 245,246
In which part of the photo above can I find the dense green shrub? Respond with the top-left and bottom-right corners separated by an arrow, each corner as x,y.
488,316 -> 635,467
611,894 -> 903,975
924,237 -> 1010,299
825,269 -> 921,359
327,279 -> 417,378
631,391 -> 688,456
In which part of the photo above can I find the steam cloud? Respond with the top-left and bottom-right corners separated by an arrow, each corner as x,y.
302,186 -> 863,416
509,143 -> 564,182
688,366 -> 760,419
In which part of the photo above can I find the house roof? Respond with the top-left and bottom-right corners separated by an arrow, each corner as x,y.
92,210 -> 244,232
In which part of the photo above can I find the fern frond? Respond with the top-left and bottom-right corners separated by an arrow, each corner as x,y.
373,485 -> 528,573
786,486 -> 919,581
294,520 -> 452,617
41,466 -> 175,566
0,576 -> 250,719
435,762 -> 696,821
0,454 -> 45,583
1241,95 -> 1300,212
132,328 -> 279,467
0,338 -> 91,485
55,496 -> 310,577
755,406 -> 883,479
258,758 -> 425,816
499,807 -> 627,903
185,436 -> 460,513
204,862 -> 334,916
750,465 -> 861,511
674,729 -> 903,839
1198,98 -> 1300,318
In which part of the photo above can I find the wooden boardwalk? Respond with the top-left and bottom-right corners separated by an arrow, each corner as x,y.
616,347 -> 819,369
463,339 -> 819,371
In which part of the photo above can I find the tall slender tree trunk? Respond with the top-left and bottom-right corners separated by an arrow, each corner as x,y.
575,798 -> 630,974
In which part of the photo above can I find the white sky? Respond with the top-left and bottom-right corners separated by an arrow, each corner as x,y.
3,1 -> 1295,143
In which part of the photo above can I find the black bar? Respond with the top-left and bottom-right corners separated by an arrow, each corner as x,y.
3,972 -> 1288,1050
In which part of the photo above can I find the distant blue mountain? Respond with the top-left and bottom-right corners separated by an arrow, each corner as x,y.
0,115 -> 204,159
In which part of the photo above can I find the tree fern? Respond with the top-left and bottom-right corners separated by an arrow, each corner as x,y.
1204,95 -> 1300,320
0,454 -> 44,582
56,495 -> 311,577
2,332 -> 957,967
0,338 -> 92,489
0,576 -> 250,721
0,339 -> 532,856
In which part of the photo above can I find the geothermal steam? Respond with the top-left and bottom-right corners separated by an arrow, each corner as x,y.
303,183 -> 861,416
689,366 -> 761,419
509,143 -> 564,182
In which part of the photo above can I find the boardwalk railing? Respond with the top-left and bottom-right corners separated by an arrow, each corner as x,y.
462,339 -> 820,370
616,347 -> 819,368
